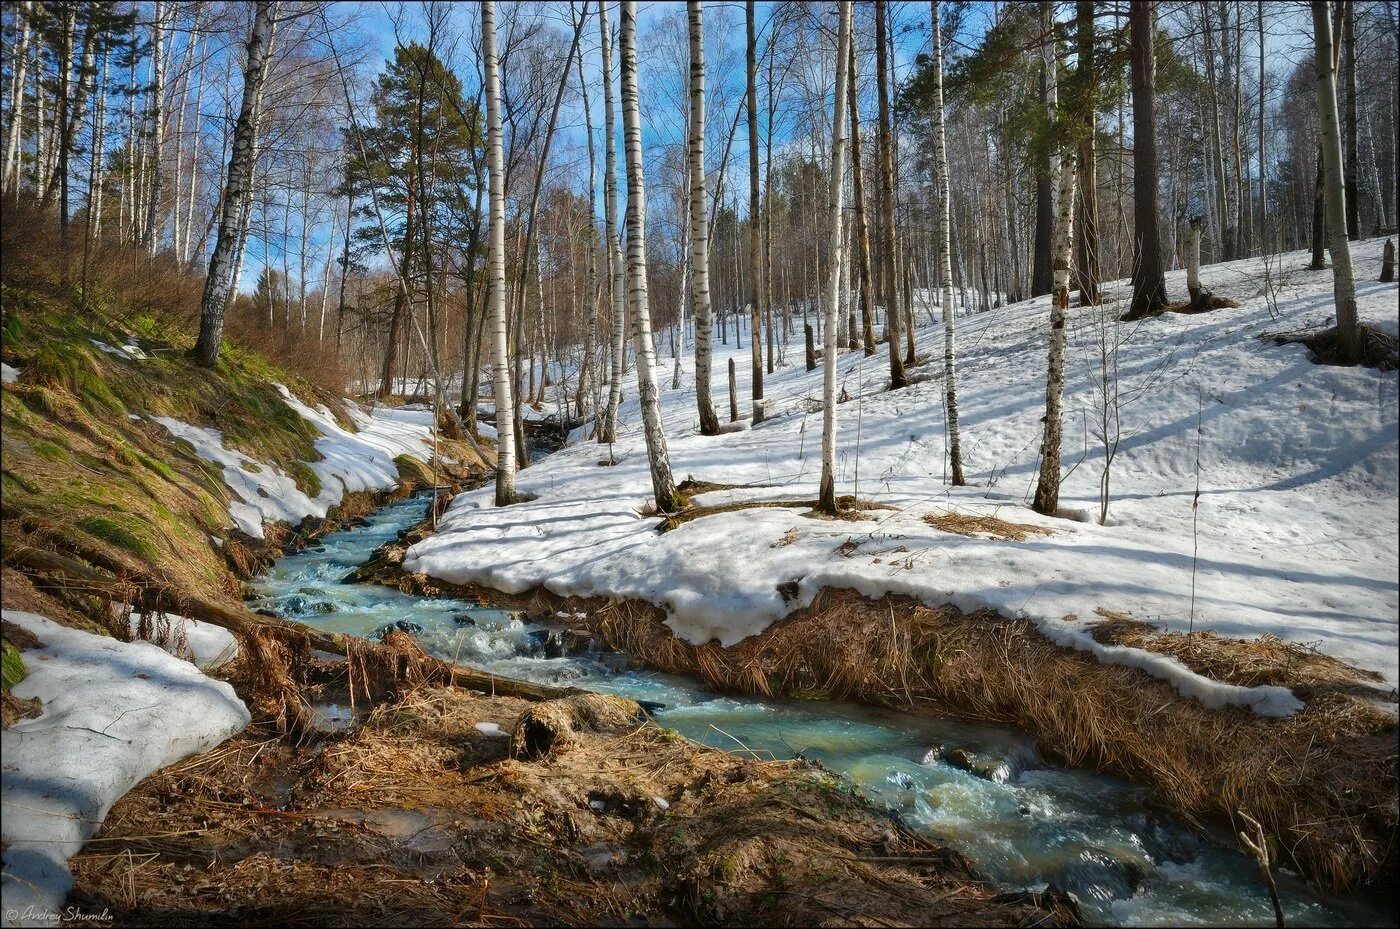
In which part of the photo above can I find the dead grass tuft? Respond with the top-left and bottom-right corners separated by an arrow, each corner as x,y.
1089,608 -> 1390,700
510,693 -> 643,758
923,510 -> 1054,542
662,496 -> 893,531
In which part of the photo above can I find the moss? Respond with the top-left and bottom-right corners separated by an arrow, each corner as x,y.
78,515 -> 159,561
29,439 -> 68,461
288,461 -> 322,498
1,642 -> 27,694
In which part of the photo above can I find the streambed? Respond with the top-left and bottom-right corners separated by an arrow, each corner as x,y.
251,493 -> 1383,927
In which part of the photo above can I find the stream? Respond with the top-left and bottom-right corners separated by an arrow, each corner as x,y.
251,492 -> 1383,927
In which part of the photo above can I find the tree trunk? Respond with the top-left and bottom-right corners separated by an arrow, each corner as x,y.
874,0 -> 906,390
1127,0 -> 1168,317
746,0 -> 765,422
1311,0 -> 1362,363
620,0 -> 679,513
483,0 -> 517,503
194,1 -> 275,367
1,0 -> 32,197
688,0 -> 720,436
819,0 -> 853,516
1342,0 -> 1359,240
1033,5 -> 1078,518
931,1 -> 964,487
1074,0 -> 1100,306
144,0 -> 166,254
599,6 -> 626,446
848,38 -> 877,357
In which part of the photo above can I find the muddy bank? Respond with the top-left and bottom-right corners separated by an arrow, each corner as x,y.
67,684 -> 1074,927
359,538 -> 1398,897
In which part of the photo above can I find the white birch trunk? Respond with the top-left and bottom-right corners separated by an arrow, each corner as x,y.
619,0 -> 678,512
818,0 -> 853,516
599,6 -> 627,446
1032,10 -> 1078,517
931,1 -> 964,486
483,0 -> 517,503
1311,1 -> 1362,363
145,0 -> 167,254
2,1 -> 33,196
193,1 -> 274,365
688,0 -> 720,435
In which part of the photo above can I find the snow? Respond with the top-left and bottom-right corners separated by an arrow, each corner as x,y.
125,610 -> 240,670
474,721 -> 507,737
1,610 -> 249,927
153,415 -> 325,539
90,338 -> 147,360
154,390 -> 435,539
274,385 -> 434,503
406,239 -> 1399,713
1,363 -> 18,384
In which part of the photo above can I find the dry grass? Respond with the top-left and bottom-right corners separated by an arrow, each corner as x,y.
407,580 -> 1397,895
68,685 -> 1064,927
661,496 -> 894,531
1088,609 -> 1390,700
923,511 -> 1054,542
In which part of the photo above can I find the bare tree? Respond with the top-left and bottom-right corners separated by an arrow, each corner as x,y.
688,0 -> 720,435
194,1 -> 276,367
930,1 -> 964,486
599,4 -> 626,446
874,0 -> 906,389
1033,0 -> 1078,517
1311,0 -> 1361,363
484,0 -> 517,503
819,0 -> 853,516
620,0 -> 679,512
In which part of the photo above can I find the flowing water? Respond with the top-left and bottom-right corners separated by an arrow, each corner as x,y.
252,493 -> 1385,927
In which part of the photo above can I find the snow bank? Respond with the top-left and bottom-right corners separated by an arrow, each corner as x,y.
274,385 -> 433,503
407,239 -> 1399,713
1,610 -> 250,927
153,415 -> 324,538
126,610 -> 240,670
155,390 -> 434,539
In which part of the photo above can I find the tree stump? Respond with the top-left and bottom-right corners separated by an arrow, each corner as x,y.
728,357 -> 738,422
805,324 -> 816,371
1382,239 -> 1396,283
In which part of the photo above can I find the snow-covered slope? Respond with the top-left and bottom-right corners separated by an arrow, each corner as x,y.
406,240 -> 1399,706
1,611 -> 250,927
155,394 -> 436,539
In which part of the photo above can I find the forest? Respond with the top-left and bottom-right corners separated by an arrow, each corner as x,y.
1,1 -> 1397,927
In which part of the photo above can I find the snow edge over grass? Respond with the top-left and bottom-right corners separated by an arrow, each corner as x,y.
1,610 -> 250,928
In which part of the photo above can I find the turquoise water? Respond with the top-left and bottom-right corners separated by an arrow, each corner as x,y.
252,494 -> 1386,927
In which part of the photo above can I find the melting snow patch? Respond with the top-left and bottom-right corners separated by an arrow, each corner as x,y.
1,363 -> 17,384
153,415 -> 324,539
275,385 -> 434,505
474,722 -> 507,738
125,610 -> 240,671
1,610 -> 249,927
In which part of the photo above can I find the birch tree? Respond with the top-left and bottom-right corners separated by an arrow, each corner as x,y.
598,5 -> 626,446
930,1 -> 964,486
746,0 -> 764,422
1311,0 -> 1361,364
1032,1 -> 1078,518
619,0 -> 679,513
194,1 -> 275,367
874,0 -> 906,390
688,0 -> 720,435
483,0 -> 516,504
819,0 -> 853,517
